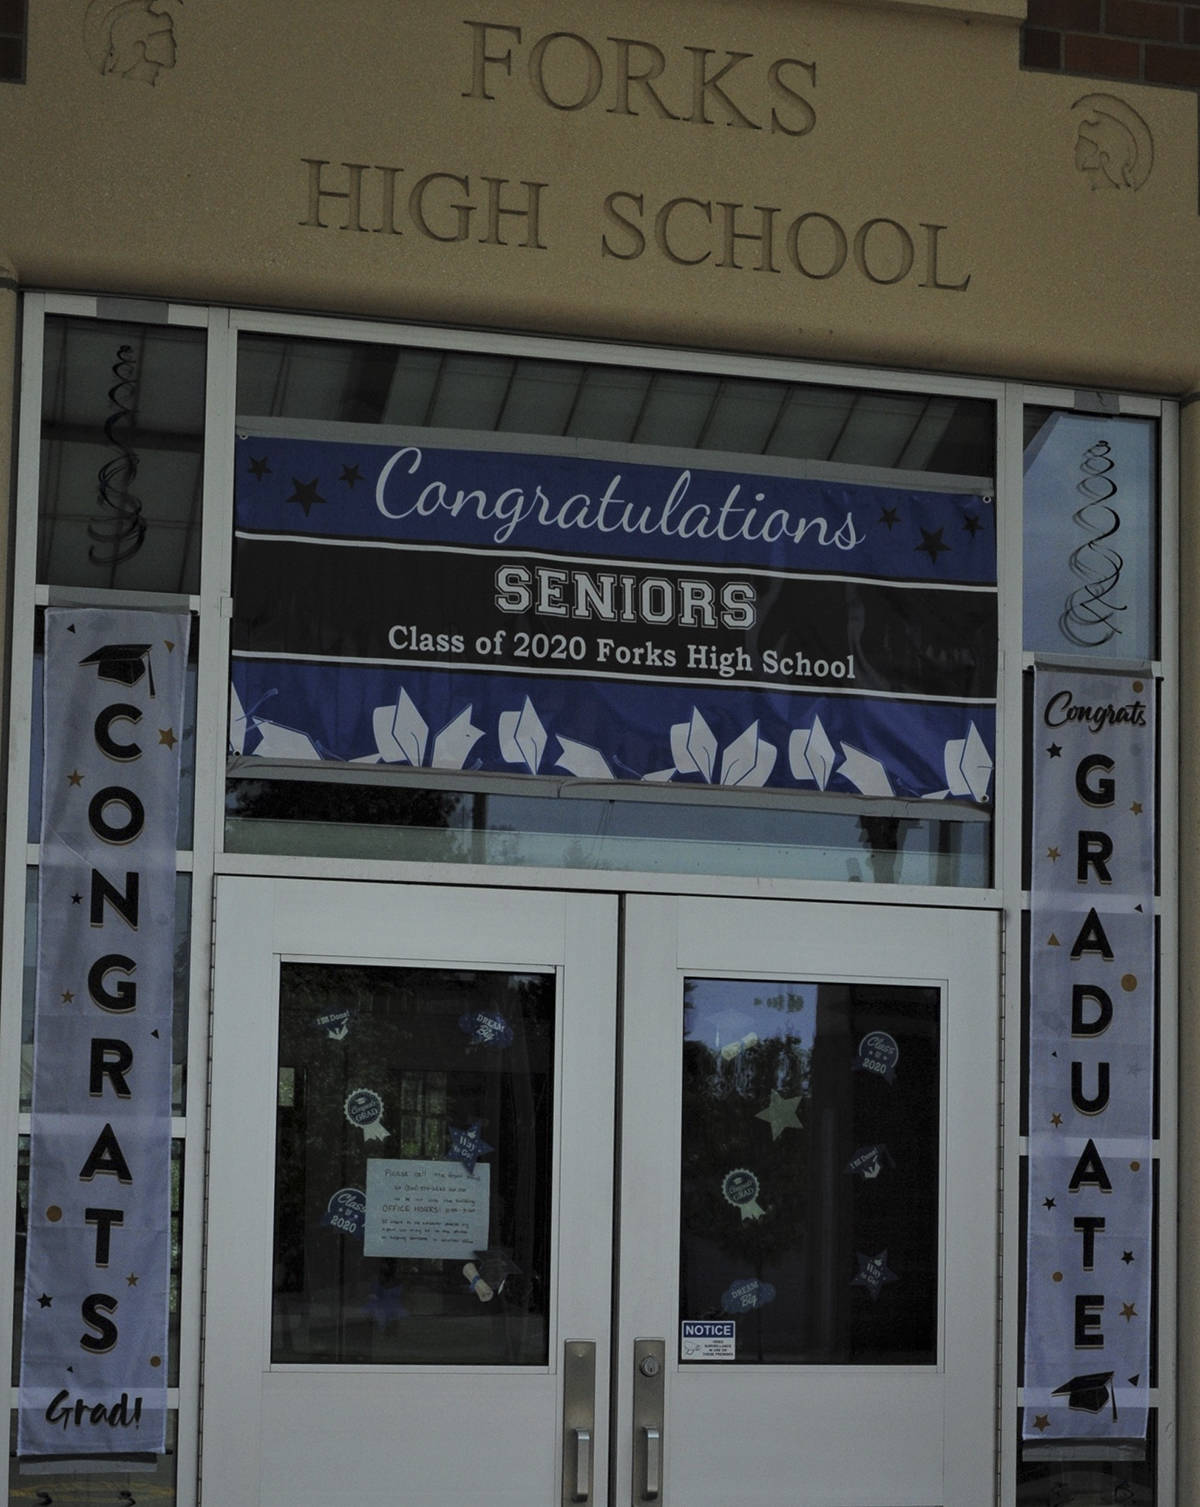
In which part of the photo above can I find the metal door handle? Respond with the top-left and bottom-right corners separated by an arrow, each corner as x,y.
562,1342 -> 596,1506
632,1339 -> 665,1503
571,1428 -> 592,1501
642,1426 -> 662,1500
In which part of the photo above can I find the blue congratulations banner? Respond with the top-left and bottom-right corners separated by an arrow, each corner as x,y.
1024,665 -> 1155,1444
20,609 -> 189,1457
231,425 -> 997,799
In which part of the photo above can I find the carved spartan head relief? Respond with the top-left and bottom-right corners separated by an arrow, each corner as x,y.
83,0 -> 178,85
1071,93 -> 1154,191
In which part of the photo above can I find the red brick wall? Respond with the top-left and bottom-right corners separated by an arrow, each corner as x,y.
1023,0 -> 1200,85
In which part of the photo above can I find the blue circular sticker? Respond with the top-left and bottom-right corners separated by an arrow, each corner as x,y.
321,1187 -> 366,1239
344,1087 -> 389,1140
721,1167 -> 765,1221
854,1031 -> 900,1085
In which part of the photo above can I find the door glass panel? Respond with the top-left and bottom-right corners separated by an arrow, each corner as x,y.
272,962 -> 555,1366
679,977 -> 940,1364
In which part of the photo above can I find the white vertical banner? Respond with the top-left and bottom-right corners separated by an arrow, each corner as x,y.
19,609 -> 189,1456
1024,665 -> 1155,1442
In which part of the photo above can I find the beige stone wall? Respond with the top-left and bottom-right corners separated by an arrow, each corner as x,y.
0,0 -> 1193,390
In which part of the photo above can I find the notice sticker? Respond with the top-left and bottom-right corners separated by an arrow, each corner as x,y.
681,1320 -> 736,1360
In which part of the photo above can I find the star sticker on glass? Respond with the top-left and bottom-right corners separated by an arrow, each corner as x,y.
879,505 -> 900,530
287,477 -> 328,516
340,463 -> 363,487
1120,1302 -> 1137,1322
159,727 -> 177,749
247,456 -> 271,480
448,1121 -> 494,1176
1050,1112 -> 1063,1127
755,1089 -> 803,1140
851,1249 -> 898,1301
915,526 -> 950,563
67,769 -> 83,787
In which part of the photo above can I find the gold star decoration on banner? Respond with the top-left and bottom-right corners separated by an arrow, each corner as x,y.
126,1272 -> 139,1286
60,989 -> 75,1004
1120,1302 -> 1138,1322
1050,1112 -> 1063,1127
1131,801 -> 1143,815
1032,1414 -> 1050,1432
66,769 -> 83,787
158,727 -> 177,749
1046,847 -> 1061,862
755,1089 -> 803,1141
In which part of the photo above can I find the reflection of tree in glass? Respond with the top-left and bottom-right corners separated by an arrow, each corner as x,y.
682,1025 -> 812,1270
227,777 -> 465,842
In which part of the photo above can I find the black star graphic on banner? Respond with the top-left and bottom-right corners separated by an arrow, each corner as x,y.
916,526 -> 950,562
962,512 -> 982,537
70,892 -> 82,905
1047,743 -> 1062,758
340,463 -> 364,487
287,477 -> 328,516
1122,1250 -> 1135,1264
1043,1196 -> 1056,1209
247,456 -> 271,480
37,1292 -> 52,1308
879,506 -> 900,530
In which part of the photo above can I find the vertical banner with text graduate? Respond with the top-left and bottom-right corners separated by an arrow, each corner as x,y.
230,423 -> 997,803
19,609 -> 189,1456
1024,665 -> 1155,1443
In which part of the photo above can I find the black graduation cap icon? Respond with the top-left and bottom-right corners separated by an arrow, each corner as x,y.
1052,1370 -> 1118,1419
79,643 -> 155,696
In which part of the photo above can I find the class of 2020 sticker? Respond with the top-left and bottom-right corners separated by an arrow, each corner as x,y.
854,1031 -> 900,1084
344,1087 -> 389,1141
721,1167 -> 765,1221
320,1186 -> 366,1238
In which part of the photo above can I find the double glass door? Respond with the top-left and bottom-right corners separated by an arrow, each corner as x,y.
202,879 -> 999,1506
